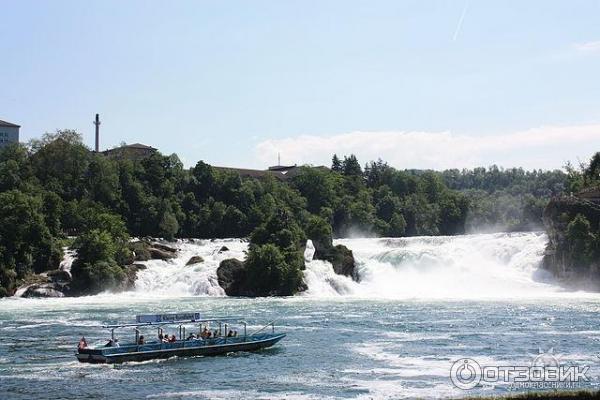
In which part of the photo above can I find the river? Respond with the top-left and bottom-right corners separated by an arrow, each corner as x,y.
1,232 -> 599,399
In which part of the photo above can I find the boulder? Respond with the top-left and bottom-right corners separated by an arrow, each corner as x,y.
313,244 -> 357,280
22,283 -> 66,298
217,258 -> 246,296
218,246 -> 230,253
130,241 -> 151,261
152,243 -> 178,253
186,256 -> 204,266
46,269 -> 72,283
310,233 -> 357,280
149,247 -> 176,260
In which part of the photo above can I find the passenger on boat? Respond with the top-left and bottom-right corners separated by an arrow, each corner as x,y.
105,339 -> 114,347
162,335 -> 170,343
78,337 -> 87,350
187,333 -> 196,340
138,335 -> 145,345
201,327 -> 209,339
206,331 -> 212,339
113,338 -> 120,347
168,335 -> 177,343
227,330 -> 234,337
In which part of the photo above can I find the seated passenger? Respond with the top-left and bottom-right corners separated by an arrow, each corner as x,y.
138,335 -> 145,345
169,335 -> 176,343
206,331 -> 212,339
187,333 -> 196,340
200,327 -> 209,339
227,330 -> 234,337
78,337 -> 88,350
113,338 -> 120,348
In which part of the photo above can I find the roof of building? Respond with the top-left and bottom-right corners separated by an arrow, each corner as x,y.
213,166 -> 287,180
0,119 -> 21,128
102,143 -> 157,153
268,164 -> 297,172
126,143 -> 156,150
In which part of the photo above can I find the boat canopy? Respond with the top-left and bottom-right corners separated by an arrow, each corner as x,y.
102,313 -> 243,329
136,312 -> 201,324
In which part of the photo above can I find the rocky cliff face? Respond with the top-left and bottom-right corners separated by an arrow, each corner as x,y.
542,196 -> 600,290
311,237 -> 357,280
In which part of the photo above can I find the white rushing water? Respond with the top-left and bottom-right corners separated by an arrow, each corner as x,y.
133,238 -> 248,296
306,232 -> 566,299
127,232 -> 581,300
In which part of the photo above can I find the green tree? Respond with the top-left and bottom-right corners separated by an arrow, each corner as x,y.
342,154 -> 362,176
71,229 -> 126,294
30,130 -> 91,200
159,210 -> 179,241
331,154 -> 342,172
0,190 -> 61,278
565,214 -> 595,268
389,213 -> 407,236
244,244 -> 303,296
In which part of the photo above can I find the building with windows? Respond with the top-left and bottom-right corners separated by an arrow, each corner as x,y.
0,119 -> 20,148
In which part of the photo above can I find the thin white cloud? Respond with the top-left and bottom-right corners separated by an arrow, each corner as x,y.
574,41 -> 600,52
254,124 -> 600,171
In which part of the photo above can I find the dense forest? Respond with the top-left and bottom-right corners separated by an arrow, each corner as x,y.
0,130 -> 570,296
439,166 -> 567,232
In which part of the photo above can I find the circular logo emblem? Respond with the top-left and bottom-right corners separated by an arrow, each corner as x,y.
450,358 -> 482,390
532,348 -> 560,368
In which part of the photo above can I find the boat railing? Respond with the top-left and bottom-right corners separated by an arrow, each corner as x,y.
247,320 -> 276,337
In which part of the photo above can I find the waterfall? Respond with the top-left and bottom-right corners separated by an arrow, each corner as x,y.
133,239 -> 247,296
129,232 -> 565,299
303,232 -> 562,299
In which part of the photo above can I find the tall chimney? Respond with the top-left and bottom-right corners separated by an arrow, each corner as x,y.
93,113 -> 101,152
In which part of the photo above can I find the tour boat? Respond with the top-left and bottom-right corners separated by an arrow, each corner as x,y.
75,312 -> 285,364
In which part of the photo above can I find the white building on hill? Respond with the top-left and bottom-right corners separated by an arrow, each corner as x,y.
0,119 -> 20,148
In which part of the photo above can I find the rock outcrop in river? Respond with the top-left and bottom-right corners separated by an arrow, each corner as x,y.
542,190 -> 600,290
311,236 -> 357,280
217,236 -> 357,296
216,258 -> 247,296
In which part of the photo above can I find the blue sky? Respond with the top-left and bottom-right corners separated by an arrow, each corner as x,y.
2,0 -> 600,170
